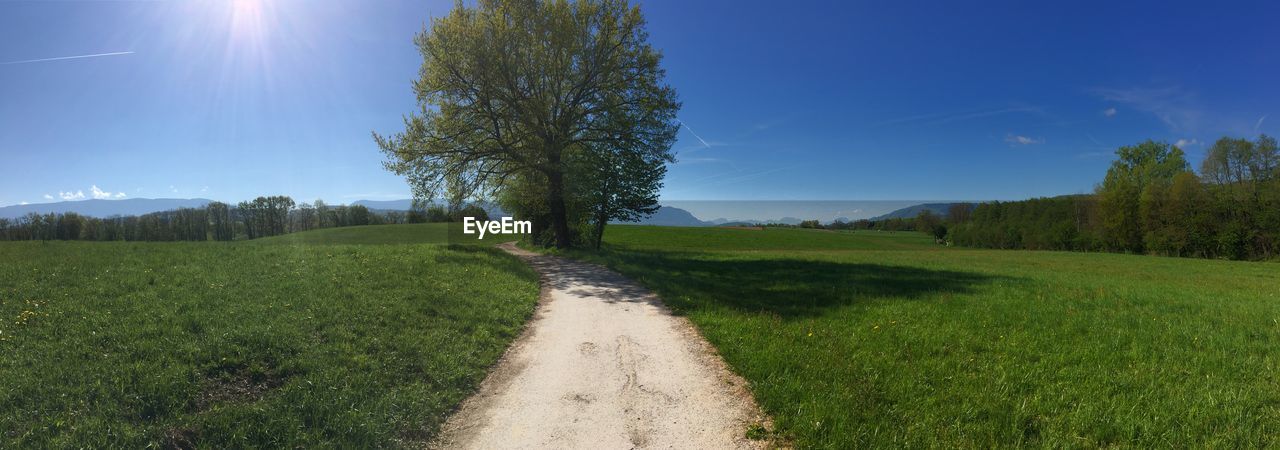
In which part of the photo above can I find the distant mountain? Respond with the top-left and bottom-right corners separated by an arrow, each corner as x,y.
706,216 -> 802,226
0,198 -> 978,226
0,198 -> 214,220
349,200 -> 976,226
692,216 -> 809,226
617,206 -> 711,227
351,199 -> 414,210
351,201 -> 711,226
0,197 -> 521,221
351,199 -> 510,218
707,217 -> 796,225
869,203 -> 970,221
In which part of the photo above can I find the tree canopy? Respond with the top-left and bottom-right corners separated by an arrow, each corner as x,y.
949,135 -> 1280,260
375,0 -> 680,248
1097,140 -> 1190,252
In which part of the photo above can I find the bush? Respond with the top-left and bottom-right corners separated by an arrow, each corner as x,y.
450,205 -> 490,223
424,206 -> 450,223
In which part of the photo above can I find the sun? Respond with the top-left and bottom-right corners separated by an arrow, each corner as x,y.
230,0 -> 267,42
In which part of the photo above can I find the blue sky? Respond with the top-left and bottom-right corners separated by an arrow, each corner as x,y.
1,0 -> 1277,207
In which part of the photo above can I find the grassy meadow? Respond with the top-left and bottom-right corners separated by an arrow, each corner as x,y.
568,225 -> 1280,448
252,222 -> 509,246
0,223 -> 538,448
6,221 -> 1278,448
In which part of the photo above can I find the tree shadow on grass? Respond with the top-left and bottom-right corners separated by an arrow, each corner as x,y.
582,248 -> 1008,319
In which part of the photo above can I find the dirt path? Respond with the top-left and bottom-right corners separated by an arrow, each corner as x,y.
432,243 -> 768,449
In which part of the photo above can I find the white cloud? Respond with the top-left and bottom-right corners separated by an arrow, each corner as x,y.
19,201 -> 29,205
1091,86 -> 1201,131
50,185 -> 127,202
200,186 -> 209,193
1005,134 -> 1043,146
89,185 -> 127,200
59,190 -> 86,201
170,185 -> 178,193
1174,138 -> 1201,149
1103,107 -> 1117,117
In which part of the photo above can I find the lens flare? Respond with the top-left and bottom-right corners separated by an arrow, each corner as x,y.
230,0 -> 266,43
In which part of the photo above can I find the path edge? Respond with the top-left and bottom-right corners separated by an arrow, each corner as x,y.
428,241 -> 782,448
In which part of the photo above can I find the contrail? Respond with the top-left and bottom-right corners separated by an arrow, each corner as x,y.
1256,115 -> 1268,133
676,119 -> 712,148
1,51 -> 134,65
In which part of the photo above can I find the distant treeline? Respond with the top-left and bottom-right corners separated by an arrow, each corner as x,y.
781,209 -> 960,239
948,135 -> 1279,260
750,218 -> 930,233
816,216 -> 941,233
0,197 -> 489,242
785,135 -> 1278,260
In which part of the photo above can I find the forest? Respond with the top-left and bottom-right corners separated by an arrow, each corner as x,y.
947,135 -> 1279,260
0,197 -> 489,242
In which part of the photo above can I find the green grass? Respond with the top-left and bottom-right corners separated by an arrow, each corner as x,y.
569,225 -> 1280,448
0,225 -> 539,448
586,225 -> 938,252
253,222 -> 514,246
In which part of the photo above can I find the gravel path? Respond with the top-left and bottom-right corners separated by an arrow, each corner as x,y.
431,243 -> 768,449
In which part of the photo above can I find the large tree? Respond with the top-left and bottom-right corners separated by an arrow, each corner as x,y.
1200,134 -> 1280,257
207,202 -> 234,241
374,0 -> 680,248
1201,135 -> 1279,186
1097,140 -> 1190,252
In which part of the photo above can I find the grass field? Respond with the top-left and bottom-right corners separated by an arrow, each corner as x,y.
254,222 -> 507,246
7,222 -> 1278,448
0,224 -> 538,448
569,225 -> 1280,448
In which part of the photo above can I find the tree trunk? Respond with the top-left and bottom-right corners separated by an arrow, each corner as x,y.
593,212 -> 607,249
546,169 -> 572,249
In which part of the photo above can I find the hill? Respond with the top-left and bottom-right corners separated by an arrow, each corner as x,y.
350,199 -> 415,210
868,202 -> 969,221
0,198 -> 214,219
616,206 -> 710,227
350,199 -> 514,218
0,197 -> 709,231
355,200 -> 711,227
